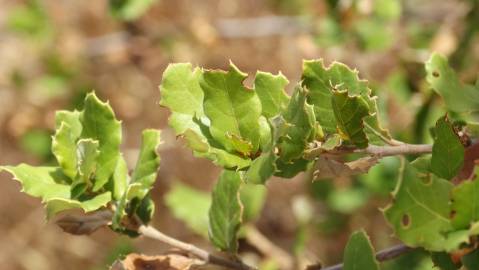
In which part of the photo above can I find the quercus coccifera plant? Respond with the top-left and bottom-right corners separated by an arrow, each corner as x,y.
2,52 -> 479,269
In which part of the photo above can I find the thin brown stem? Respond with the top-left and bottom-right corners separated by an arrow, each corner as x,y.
356,144 -> 433,157
138,225 -> 255,270
305,143 -> 432,159
317,244 -> 414,270
244,225 -> 294,269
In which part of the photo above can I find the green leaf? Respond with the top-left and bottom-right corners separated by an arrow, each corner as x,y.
110,130 -> 160,231
0,165 -> 70,201
165,183 -> 210,237
182,127 -> 252,169
76,139 -> 100,185
461,248 -> 479,270
109,0 -> 157,21
425,53 -> 479,113
240,183 -> 267,222
52,110 -> 82,179
431,116 -> 464,180
46,192 -> 111,219
208,170 -> 243,252
134,195 -> 155,224
254,71 -> 289,118
332,90 -> 370,148
193,145 -> 252,169
259,116 -> 273,151
200,63 -> 262,155
130,129 -> 161,197
245,151 -> 276,184
302,60 -> 337,134
411,155 -> 432,173
431,252 -> 459,270
343,230 -> 379,270
52,123 -> 78,179
110,155 -> 129,201
275,158 -> 312,178
160,64 -> 250,169
302,59 -> 390,144
277,86 -> 316,161
55,110 -> 82,139
80,92 -> 122,191
451,179 -> 479,229
159,63 -> 204,134
384,162 -> 465,251
321,134 -> 342,151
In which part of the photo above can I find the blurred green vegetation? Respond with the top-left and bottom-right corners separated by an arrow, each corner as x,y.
2,0 -> 479,269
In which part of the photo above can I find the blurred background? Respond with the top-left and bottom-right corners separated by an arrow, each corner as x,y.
0,0 -> 478,269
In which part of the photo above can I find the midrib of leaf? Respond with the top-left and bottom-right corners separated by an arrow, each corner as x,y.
364,122 -> 392,145
352,245 -> 360,270
442,143 -> 462,176
406,188 -> 449,223
333,95 -> 355,139
223,76 -> 243,137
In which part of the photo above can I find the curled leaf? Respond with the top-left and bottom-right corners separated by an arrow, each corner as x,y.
110,253 -> 200,270
56,209 -> 113,235
314,156 -> 379,180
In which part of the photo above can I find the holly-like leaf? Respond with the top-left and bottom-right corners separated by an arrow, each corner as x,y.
160,63 -> 254,169
384,162 -> 466,251
431,116 -> 464,180
76,139 -> 100,185
277,85 -> 316,162
451,179 -> 479,229
425,53 -> 479,113
165,183 -> 210,237
302,59 -> 391,145
159,63 -> 204,134
80,92 -> 122,191
254,71 -> 289,118
208,170 -> 243,252
46,192 -> 111,219
52,123 -> 78,179
0,164 -> 71,201
55,110 -> 82,139
130,129 -> 161,198
302,60 -> 337,134
200,63 -> 262,155
343,230 -> 379,270
332,90 -> 370,148
240,183 -> 267,222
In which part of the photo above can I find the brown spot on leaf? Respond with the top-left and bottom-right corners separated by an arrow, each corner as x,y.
421,175 -> 433,186
401,214 -> 410,228
450,210 -> 456,219
432,71 -> 440,77
453,142 -> 479,184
